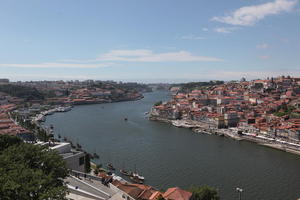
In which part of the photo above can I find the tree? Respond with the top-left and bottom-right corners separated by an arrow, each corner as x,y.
0,134 -> 22,151
189,186 -> 220,200
84,153 -> 91,173
0,135 -> 69,200
154,101 -> 162,106
157,195 -> 165,200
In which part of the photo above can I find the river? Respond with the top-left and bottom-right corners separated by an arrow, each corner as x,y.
44,91 -> 300,200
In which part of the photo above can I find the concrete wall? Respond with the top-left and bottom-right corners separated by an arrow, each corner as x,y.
64,151 -> 85,172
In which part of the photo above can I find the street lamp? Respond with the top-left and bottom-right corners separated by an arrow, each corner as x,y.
236,187 -> 243,200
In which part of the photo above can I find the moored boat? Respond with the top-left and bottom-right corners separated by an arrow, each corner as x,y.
107,163 -> 115,171
132,172 -> 145,181
120,169 -> 132,176
130,176 -> 144,184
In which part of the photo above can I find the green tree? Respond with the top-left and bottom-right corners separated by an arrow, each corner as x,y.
154,101 -> 162,106
157,195 -> 165,200
84,153 -> 91,173
0,135 -> 69,200
189,186 -> 220,200
0,134 -> 22,151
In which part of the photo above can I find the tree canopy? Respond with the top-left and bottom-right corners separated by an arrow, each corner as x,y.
189,185 -> 220,200
0,135 -> 69,200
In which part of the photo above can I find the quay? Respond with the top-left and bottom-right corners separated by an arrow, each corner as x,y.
150,117 -> 300,156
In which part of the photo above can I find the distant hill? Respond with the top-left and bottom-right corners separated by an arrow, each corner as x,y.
0,84 -> 45,100
171,81 -> 224,92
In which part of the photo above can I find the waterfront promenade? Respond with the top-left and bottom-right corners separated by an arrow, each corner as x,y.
150,117 -> 300,155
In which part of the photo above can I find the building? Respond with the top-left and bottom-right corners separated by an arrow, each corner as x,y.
39,142 -> 86,172
163,187 -> 192,200
110,180 -> 162,200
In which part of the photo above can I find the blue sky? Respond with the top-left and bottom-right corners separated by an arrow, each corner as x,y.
0,0 -> 299,83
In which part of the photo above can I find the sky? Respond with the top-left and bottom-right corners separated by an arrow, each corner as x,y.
0,0 -> 299,83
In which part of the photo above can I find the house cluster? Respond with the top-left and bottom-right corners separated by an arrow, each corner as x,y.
151,76 -> 300,142
13,80 -> 145,105
110,179 -> 192,200
0,103 -> 33,140
66,87 -> 142,105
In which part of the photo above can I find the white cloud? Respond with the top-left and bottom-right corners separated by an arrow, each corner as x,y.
96,49 -> 222,62
214,27 -> 239,33
212,0 -> 297,26
257,43 -> 270,49
0,62 -> 113,68
181,34 -> 205,40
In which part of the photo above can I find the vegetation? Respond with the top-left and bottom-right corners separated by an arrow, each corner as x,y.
84,153 -> 91,173
0,84 -> 45,100
189,186 -> 220,200
0,134 -> 22,151
0,135 -> 69,200
172,81 -> 224,92
273,105 -> 297,117
11,112 -> 50,142
154,101 -> 163,106
157,195 -> 165,200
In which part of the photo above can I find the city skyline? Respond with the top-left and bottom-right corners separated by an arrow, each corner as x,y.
0,0 -> 299,82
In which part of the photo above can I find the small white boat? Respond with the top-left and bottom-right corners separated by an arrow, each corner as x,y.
132,172 -> 145,181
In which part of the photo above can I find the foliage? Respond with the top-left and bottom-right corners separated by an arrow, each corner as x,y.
157,195 -> 165,200
273,105 -> 296,117
189,186 -> 220,200
0,84 -> 45,100
172,81 -> 224,92
0,134 -> 22,151
94,168 -> 99,175
0,135 -> 69,200
84,153 -> 91,173
154,101 -> 163,106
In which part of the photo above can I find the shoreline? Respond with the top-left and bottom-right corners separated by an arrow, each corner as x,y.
34,95 -> 144,123
149,116 -> 300,156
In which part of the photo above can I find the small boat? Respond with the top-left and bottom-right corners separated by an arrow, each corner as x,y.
130,176 -> 144,184
107,163 -> 115,171
132,172 -> 145,181
76,143 -> 82,149
124,118 -> 128,121
132,165 -> 145,181
120,169 -> 132,176
93,153 -> 100,159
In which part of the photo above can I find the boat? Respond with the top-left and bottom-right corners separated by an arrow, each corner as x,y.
130,176 -> 144,184
107,163 -> 115,171
124,117 -> 128,121
132,172 -> 145,181
132,165 -> 145,181
120,169 -> 132,176
93,153 -> 100,159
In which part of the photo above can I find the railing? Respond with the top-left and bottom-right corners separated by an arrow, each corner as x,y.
70,170 -> 103,182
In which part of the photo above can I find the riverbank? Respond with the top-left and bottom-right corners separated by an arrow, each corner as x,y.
149,116 -> 300,156
43,91 -> 300,200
